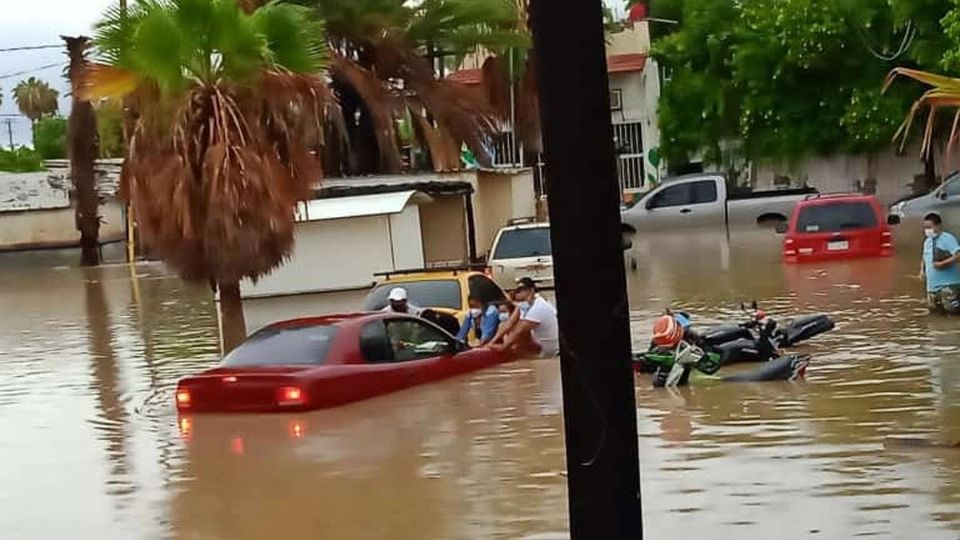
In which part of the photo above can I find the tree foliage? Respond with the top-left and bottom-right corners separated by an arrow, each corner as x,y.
12,77 -> 59,124
0,147 -> 43,172
650,0 -> 951,169
32,116 -> 68,160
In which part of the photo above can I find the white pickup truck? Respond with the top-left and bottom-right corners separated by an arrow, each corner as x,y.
621,174 -> 816,232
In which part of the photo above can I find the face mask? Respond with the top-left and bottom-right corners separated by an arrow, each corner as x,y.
516,301 -> 531,311
469,308 -> 482,318
925,228 -> 937,239
499,313 -> 510,323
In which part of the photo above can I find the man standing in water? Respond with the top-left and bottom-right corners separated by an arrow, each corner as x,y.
921,213 -> 960,314
491,277 -> 560,357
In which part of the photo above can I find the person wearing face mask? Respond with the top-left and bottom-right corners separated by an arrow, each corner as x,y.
491,277 -> 559,357
921,212 -> 960,314
456,295 -> 500,346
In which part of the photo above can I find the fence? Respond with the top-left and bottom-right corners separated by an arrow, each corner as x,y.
613,121 -> 644,193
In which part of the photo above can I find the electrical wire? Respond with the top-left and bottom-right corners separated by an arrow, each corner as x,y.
0,62 -> 65,81
859,20 -> 916,62
0,44 -> 61,53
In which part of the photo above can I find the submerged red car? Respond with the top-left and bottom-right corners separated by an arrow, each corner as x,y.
175,313 -> 512,413
779,193 -> 898,263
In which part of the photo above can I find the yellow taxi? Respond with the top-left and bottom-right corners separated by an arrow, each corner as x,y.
362,266 -> 509,324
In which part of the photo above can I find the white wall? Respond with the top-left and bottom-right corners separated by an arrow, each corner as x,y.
0,201 -> 125,250
389,205 -> 425,269
754,148 -> 933,205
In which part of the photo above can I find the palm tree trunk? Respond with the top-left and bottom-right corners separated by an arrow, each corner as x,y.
218,281 -> 247,353
65,36 -> 101,266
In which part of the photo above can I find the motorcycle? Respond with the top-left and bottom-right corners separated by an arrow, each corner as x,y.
634,316 -> 810,388
697,301 -> 835,350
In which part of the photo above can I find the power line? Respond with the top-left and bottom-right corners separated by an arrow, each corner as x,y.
0,62 -> 65,81
0,44 -> 61,53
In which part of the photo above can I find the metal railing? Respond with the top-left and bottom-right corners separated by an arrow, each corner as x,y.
613,121 -> 645,193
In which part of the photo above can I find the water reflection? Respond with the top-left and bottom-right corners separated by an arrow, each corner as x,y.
0,231 -> 957,538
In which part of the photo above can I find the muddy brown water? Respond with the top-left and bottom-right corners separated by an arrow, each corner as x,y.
0,230 -> 958,539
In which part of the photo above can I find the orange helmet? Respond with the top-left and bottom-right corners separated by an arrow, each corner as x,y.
652,315 -> 684,349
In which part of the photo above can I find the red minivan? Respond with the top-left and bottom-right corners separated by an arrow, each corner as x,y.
780,194 -> 897,263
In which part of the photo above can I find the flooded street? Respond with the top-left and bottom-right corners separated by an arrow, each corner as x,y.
1,231 -> 958,539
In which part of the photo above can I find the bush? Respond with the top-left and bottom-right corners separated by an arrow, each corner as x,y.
32,116 -> 68,160
0,147 -> 44,172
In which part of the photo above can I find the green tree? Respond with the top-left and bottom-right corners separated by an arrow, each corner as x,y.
95,105 -> 125,158
86,0 -> 331,350
650,0 -> 950,171
32,116 -> 68,160
0,147 -> 43,172
12,77 -> 59,126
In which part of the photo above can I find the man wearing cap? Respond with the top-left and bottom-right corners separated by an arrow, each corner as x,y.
382,287 -> 423,316
491,277 -> 559,357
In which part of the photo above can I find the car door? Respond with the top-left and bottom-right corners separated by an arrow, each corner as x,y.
636,180 -> 722,229
381,318 -> 460,386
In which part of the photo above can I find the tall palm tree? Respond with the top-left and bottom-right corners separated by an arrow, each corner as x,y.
304,0 -> 528,173
13,77 -> 60,126
82,0 -> 332,351
65,36 -> 102,267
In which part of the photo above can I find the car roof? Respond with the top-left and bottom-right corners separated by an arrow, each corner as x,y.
797,193 -> 878,207
499,222 -> 550,232
377,271 -> 478,283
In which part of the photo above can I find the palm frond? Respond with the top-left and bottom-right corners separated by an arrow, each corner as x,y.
887,68 -> 960,159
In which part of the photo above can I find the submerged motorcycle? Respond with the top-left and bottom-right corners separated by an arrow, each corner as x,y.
633,306 -> 820,387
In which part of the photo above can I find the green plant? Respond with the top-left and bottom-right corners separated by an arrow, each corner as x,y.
0,147 -> 44,172
32,116 -> 68,160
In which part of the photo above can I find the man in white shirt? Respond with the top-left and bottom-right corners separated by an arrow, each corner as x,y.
491,277 -> 559,357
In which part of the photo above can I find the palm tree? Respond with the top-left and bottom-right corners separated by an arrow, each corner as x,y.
304,0 -> 528,174
65,36 -> 102,266
82,0 -> 332,351
887,68 -> 960,158
13,77 -> 60,126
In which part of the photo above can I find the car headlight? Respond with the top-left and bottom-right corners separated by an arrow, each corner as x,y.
891,201 -> 906,216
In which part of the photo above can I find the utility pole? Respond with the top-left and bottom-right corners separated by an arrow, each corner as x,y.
529,0 -> 643,538
3,118 -> 13,150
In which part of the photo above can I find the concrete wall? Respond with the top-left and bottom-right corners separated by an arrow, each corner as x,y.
419,196 -> 468,264
473,169 -> 537,256
607,24 -> 651,55
0,201 -> 125,251
754,147 -> 935,205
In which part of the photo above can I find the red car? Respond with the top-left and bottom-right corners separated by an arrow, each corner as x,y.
175,313 -> 512,413
779,193 -> 897,263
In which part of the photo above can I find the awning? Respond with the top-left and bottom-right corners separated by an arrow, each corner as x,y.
295,190 -> 430,222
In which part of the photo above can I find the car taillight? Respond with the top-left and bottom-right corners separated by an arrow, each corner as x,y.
176,388 -> 191,409
277,386 -> 307,406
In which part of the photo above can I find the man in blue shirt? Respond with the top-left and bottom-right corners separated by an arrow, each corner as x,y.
922,213 -> 960,314
456,295 -> 500,346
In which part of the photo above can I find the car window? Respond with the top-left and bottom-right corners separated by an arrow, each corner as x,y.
493,228 -> 552,259
224,324 -> 338,366
359,321 -> 392,363
384,319 -> 454,362
690,181 -> 718,204
796,202 -> 878,233
649,184 -> 691,209
469,275 -> 507,304
944,176 -> 960,197
364,280 -> 462,310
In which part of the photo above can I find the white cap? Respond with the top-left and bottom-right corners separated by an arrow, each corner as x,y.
388,287 -> 408,301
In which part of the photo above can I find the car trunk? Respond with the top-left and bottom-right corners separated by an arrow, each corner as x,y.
177,366 -> 312,413
786,200 -> 890,261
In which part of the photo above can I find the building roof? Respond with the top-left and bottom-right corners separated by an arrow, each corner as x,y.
295,190 -> 427,222
447,53 -> 647,85
606,53 -> 647,74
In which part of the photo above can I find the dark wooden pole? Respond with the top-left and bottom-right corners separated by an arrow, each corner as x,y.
528,0 -> 643,538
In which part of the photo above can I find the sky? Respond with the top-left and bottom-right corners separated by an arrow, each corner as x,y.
1,0 -> 117,147
0,0 -> 627,148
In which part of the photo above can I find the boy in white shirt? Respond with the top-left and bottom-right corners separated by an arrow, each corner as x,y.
491,277 -> 559,357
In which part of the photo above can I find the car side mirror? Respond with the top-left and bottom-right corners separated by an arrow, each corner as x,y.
887,214 -> 901,226
621,238 -> 633,251
450,340 -> 468,354
940,191 -> 948,201
775,222 -> 788,234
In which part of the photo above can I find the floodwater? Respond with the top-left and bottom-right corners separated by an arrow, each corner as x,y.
0,230 -> 958,539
